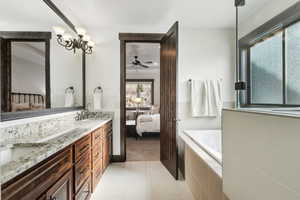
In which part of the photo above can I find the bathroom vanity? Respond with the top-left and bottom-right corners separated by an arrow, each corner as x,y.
0,118 -> 113,200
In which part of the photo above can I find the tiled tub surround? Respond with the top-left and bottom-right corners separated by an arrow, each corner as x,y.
180,130 -> 223,200
0,111 -> 113,184
223,109 -> 300,200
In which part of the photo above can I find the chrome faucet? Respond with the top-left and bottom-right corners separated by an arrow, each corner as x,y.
75,110 -> 89,121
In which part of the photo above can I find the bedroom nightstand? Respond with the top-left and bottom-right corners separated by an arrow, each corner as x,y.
126,120 -> 138,139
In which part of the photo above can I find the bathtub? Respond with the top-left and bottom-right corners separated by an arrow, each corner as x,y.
184,130 -> 222,164
181,129 -> 224,200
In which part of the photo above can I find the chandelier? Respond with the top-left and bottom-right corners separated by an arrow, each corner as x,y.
53,26 -> 95,54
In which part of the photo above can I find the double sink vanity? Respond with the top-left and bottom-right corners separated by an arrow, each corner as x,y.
0,113 -> 113,200
0,1 -> 114,200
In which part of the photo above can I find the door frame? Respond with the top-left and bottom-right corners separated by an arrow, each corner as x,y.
119,33 -> 164,162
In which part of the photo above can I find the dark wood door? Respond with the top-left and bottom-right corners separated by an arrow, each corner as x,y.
0,38 -> 12,112
45,170 -> 72,200
160,22 -> 178,179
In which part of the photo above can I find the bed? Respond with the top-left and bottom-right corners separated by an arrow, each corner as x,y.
10,92 -> 45,112
136,113 -> 160,136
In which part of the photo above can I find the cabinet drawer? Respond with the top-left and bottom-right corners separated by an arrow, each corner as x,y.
2,147 -> 72,200
92,142 -> 102,163
104,121 -> 112,133
74,134 -> 91,163
75,150 -> 91,192
75,176 -> 91,200
92,158 -> 103,192
92,128 -> 102,146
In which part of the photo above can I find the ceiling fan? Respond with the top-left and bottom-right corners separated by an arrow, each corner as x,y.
130,56 -> 153,68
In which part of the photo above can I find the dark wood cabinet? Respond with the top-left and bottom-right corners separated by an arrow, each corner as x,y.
1,120 -> 112,200
91,120 -> 112,192
102,121 -> 112,172
74,150 -> 91,193
2,147 -> 73,200
74,134 -> 91,163
45,169 -> 73,200
75,177 -> 91,200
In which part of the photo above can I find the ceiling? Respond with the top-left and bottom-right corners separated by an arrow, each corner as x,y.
0,0 -> 70,30
0,0 -> 274,43
126,43 -> 160,73
51,0 -> 273,30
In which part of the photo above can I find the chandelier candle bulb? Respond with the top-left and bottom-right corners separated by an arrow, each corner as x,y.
63,33 -> 72,41
53,26 -> 65,36
83,35 -> 91,42
88,41 -> 95,47
76,27 -> 86,36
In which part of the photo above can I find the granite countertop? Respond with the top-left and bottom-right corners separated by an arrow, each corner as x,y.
223,107 -> 300,118
0,118 -> 112,184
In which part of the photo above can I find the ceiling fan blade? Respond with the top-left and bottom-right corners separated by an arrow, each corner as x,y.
144,61 -> 153,64
139,63 -> 150,68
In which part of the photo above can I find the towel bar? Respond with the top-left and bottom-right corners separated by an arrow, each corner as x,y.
65,86 -> 74,94
93,86 -> 103,93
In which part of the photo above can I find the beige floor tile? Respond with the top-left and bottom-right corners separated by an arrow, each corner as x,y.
91,161 -> 195,200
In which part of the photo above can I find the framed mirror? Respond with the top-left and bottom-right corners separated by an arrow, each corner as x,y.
0,0 -> 86,121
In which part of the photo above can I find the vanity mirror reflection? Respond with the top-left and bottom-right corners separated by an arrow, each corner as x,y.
0,0 -> 85,121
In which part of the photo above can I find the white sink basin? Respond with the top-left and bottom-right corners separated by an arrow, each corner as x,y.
0,144 -> 39,166
33,127 -> 89,143
4,127 -> 89,145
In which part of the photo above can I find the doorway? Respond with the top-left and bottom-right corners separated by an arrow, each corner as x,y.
125,43 -> 161,161
119,21 -> 179,179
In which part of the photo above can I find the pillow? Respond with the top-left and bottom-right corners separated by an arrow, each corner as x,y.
151,105 -> 160,114
31,104 -> 45,110
11,103 -> 30,112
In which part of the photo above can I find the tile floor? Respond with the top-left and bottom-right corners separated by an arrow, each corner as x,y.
91,161 -> 195,200
126,136 -> 160,161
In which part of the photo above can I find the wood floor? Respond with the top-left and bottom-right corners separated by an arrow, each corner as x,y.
126,136 -> 160,161
90,161 -> 195,200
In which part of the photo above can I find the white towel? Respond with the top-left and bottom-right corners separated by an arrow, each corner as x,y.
208,79 -> 223,116
65,92 -> 74,107
191,80 -> 208,117
191,79 -> 223,117
93,92 -> 102,110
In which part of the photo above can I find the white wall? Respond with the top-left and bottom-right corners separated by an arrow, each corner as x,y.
50,41 -> 83,108
126,71 -> 160,106
87,27 -> 235,155
177,28 -> 235,134
239,0 -> 299,38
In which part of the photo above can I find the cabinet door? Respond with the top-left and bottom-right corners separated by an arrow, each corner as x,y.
108,132 -> 113,161
75,177 -> 91,200
46,170 -> 72,200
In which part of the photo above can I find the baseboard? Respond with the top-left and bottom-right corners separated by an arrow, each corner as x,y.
111,155 -> 125,162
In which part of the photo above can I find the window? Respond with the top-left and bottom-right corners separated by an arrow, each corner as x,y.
286,22 -> 300,104
250,32 -> 283,104
247,20 -> 300,105
126,79 -> 154,109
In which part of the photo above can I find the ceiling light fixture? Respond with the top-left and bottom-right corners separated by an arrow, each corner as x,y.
53,26 -> 95,54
